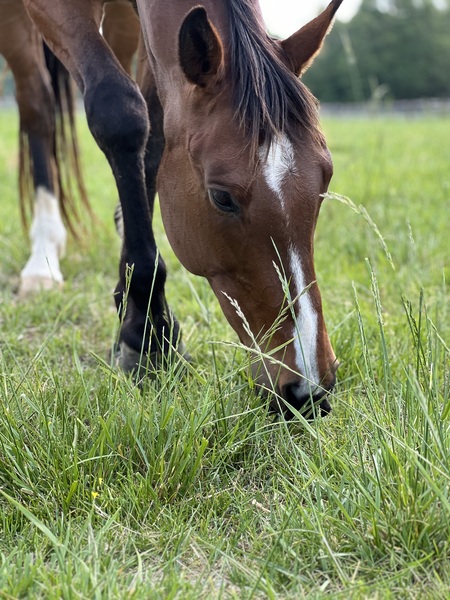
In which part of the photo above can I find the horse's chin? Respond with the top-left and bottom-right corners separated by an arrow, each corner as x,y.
269,391 -> 332,421
251,371 -> 332,420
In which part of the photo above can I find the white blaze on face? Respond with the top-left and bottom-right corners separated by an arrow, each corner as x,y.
20,186 -> 67,288
261,134 -> 295,211
288,248 -> 320,390
261,135 -> 320,391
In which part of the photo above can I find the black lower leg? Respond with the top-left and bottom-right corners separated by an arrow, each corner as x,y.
84,73 -> 182,370
28,133 -> 54,192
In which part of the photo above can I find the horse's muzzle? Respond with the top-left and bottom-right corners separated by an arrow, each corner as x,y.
273,378 -> 335,420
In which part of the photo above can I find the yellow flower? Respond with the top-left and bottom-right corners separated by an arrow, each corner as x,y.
91,491 -> 99,500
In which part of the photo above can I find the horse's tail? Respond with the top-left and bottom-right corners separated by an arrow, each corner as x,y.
18,41 -> 94,237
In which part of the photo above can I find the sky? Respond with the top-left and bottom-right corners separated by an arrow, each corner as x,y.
259,0 -> 362,37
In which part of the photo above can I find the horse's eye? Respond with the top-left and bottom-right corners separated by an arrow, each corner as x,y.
208,189 -> 238,213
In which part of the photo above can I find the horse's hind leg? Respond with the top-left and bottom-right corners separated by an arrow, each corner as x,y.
0,0 -> 66,295
1,2 -> 66,294
25,0 -> 183,369
19,185 -> 66,296
102,0 -> 140,78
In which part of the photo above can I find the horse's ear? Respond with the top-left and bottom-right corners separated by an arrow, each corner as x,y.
179,6 -> 223,88
280,0 -> 344,76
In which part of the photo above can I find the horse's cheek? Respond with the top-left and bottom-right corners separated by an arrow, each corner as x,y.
158,175 -> 206,276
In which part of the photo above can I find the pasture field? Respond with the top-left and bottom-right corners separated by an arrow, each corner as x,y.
0,108 -> 449,599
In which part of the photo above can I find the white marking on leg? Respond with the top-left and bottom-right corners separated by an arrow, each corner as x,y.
20,186 -> 67,293
288,247 -> 320,391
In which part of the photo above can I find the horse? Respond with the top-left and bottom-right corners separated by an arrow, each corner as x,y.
23,0 -> 344,419
0,0 -> 140,295
0,0 -> 86,295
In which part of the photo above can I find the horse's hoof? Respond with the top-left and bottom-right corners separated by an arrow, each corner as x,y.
18,276 -> 63,298
115,340 -> 190,378
115,342 -> 154,375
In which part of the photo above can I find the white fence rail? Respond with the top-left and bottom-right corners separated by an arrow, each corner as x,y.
2,94 -> 450,117
320,98 -> 450,117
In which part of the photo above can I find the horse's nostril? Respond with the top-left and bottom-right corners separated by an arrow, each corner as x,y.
318,396 -> 332,415
281,382 -> 332,420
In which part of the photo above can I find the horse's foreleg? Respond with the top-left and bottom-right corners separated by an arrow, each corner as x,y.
113,38 -> 187,371
25,0 -> 183,370
83,55 -> 183,371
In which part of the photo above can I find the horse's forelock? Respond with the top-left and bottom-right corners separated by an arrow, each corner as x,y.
226,0 -> 321,153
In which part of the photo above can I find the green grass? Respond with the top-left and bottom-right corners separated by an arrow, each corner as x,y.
0,108 -> 449,599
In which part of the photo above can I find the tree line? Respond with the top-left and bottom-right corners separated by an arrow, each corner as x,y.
303,0 -> 450,102
1,1 -> 448,104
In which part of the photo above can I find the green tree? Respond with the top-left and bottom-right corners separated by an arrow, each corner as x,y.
304,0 -> 450,101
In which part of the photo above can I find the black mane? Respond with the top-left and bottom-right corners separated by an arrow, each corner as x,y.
227,0 -> 321,150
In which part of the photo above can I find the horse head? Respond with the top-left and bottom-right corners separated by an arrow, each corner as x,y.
153,1 -> 343,417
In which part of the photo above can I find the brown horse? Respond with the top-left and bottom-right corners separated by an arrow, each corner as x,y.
0,0 -> 86,294
23,0 -> 343,418
0,0 -> 140,295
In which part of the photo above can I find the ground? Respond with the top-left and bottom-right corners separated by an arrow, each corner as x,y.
0,109 -> 449,598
